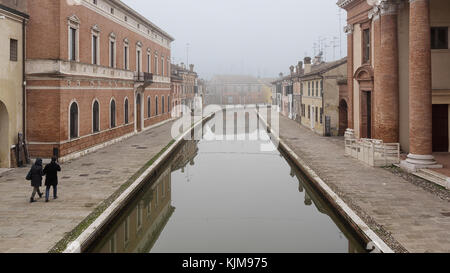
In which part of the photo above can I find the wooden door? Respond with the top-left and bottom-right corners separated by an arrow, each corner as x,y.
432,104 -> 448,152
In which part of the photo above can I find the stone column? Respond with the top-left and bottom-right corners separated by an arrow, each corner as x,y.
402,0 -> 441,171
345,24 -> 354,129
375,2 -> 399,143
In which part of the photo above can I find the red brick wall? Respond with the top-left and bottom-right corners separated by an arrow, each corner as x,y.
25,1 -> 173,159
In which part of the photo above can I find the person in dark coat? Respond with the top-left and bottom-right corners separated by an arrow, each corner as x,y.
43,157 -> 61,202
29,158 -> 44,203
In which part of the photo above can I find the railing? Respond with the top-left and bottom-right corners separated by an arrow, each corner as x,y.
134,72 -> 153,83
344,130 -> 400,167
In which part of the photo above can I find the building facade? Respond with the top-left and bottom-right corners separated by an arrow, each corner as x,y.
25,0 -> 174,161
299,57 -> 347,136
0,0 -> 28,168
338,0 -> 450,170
206,75 -> 269,106
171,63 -> 197,115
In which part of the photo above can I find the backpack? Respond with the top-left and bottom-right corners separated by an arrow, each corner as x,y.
26,169 -> 32,181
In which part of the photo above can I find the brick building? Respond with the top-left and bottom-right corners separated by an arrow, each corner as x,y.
206,75 -> 268,106
0,0 -> 28,168
272,55 -> 348,136
170,63 -> 197,116
25,0 -> 174,161
338,0 -> 450,171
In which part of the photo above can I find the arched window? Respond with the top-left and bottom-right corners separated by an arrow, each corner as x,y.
162,96 -> 165,114
92,100 -> 100,133
69,102 -> 79,139
155,96 -> 158,116
110,99 -> 116,128
124,98 -> 129,124
147,97 -> 151,118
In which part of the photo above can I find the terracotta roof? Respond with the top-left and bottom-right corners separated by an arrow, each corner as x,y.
300,57 -> 347,78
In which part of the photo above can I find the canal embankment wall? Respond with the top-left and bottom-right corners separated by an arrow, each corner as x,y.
256,109 -> 394,253
64,114 -> 215,253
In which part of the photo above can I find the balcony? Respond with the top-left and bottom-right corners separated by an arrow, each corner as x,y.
134,72 -> 153,88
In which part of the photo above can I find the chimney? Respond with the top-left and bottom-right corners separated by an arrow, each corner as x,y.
289,65 -> 295,76
304,57 -> 312,74
279,72 -> 283,78
190,64 -> 194,72
181,62 -> 185,69
297,61 -> 303,75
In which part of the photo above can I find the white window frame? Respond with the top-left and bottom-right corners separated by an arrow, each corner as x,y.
110,97 -> 117,128
91,25 -> 100,65
136,42 -> 142,73
68,15 -> 80,62
123,38 -> 129,70
109,32 -> 116,68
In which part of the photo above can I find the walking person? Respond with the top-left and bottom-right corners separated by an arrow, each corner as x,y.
27,158 -> 44,203
43,157 -> 61,202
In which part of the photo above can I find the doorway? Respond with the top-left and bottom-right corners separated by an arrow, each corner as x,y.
339,99 -> 348,136
432,104 -> 449,152
136,94 -> 142,132
0,101 -> 9,168
361,91 -> 372,139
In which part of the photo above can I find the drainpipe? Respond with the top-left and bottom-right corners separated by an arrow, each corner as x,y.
320,74 -> 326,136
22,18 -> 26,141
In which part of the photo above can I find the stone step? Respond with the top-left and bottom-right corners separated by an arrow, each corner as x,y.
414,169 -> 449,189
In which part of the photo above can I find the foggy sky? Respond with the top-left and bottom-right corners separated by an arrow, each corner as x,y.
123,0 -> 346,79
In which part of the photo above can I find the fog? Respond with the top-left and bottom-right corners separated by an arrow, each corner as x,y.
123,0 -> 346,79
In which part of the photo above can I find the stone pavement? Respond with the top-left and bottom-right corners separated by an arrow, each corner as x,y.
0,120 -> 175,253
276,114 -> 450,253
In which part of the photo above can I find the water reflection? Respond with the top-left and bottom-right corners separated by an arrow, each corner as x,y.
89,116 -> 366,253
88,140 -> 199,253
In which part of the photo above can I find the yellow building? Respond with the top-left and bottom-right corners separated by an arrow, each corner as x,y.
299,58 -> 347,136
0,0 -> 28,168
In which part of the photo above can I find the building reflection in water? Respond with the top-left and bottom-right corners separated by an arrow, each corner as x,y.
89,136 -> 366,253
285,156 -> 366,253
88,140 -> 199,253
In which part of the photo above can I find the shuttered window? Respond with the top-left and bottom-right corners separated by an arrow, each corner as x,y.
10,39 -> 18,62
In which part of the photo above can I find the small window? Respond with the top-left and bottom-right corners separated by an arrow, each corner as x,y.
155,96 -> 159,115
110,41 -> 115,68
363,28 -> 371,63
162,96 -> 165,114
110,7 -> 114,14
124,98 -> 129,124
147,97 -> 151,118
69,27 -> 77,61
110,99 -> 116,128
10,39 -> 18,62
92,35 -> 98,65
431,27 -> 448,49
69,102 -> 79,139
93,100 -> 100,133
124,46 -> 129,70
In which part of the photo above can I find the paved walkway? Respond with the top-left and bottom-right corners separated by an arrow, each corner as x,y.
0,121 -> 175,253
276,114 -> 450,253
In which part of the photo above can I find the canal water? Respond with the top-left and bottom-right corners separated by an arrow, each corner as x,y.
88,113 -> 366,253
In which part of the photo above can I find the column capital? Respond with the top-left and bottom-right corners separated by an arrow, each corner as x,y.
344,24 -> 354,34
367,0 -> 399,18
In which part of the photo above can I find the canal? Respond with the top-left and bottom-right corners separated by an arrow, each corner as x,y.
88,111 -> 367,253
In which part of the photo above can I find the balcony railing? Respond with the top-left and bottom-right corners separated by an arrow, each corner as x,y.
134,72 -> 153,83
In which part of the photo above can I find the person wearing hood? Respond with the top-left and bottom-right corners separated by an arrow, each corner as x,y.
43,157 -> 61,202
27,158 -> 44,203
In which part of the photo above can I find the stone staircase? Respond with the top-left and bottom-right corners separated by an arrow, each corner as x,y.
413,169 -> 450,190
